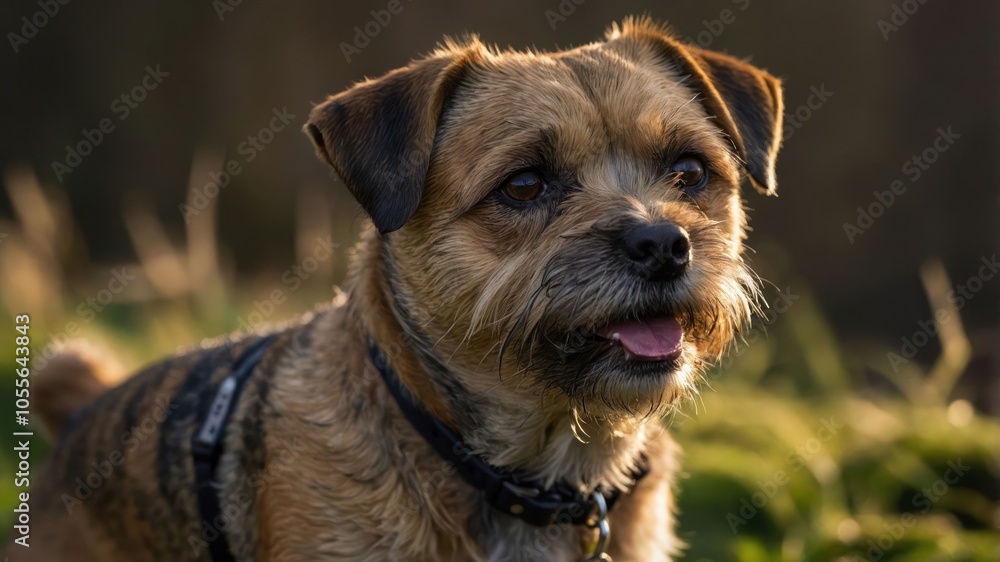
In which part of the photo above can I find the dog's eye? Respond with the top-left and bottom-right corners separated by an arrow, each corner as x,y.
671,157 -> 707,190
501,171 -> 547,202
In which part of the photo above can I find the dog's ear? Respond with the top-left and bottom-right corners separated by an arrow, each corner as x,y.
305,47 -> 479,233
685,47 -> 784,195
615,21 -> 784,194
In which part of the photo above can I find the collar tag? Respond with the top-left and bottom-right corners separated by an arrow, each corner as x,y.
580,491 -> 612,561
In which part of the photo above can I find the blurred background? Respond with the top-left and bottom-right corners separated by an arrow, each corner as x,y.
1,0 -> 998,560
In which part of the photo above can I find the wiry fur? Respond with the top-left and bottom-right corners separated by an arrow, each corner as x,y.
7,17 -> 782,562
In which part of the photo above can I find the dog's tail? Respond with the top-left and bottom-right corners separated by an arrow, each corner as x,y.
34,342 -> 122,438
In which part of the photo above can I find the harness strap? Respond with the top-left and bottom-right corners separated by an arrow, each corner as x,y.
192,335 -> 276,562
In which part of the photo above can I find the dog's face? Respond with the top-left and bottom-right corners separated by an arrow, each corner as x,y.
307,19 -> 783,419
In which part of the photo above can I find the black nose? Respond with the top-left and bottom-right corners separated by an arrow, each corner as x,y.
621,223 -> 691,280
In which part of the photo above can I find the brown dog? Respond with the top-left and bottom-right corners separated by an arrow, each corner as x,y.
7,17 -> 782,562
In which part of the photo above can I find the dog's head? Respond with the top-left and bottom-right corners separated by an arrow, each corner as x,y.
306,18 -> 783,419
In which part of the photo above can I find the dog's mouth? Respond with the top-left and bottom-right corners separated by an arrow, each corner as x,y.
594,315 -> 684,363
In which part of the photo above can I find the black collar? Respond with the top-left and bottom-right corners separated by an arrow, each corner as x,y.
367,336 -> 648,527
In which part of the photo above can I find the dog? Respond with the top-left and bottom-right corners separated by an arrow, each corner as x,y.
6,17 -> 782,562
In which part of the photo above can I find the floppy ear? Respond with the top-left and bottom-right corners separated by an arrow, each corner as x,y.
616,22 -> 784,194
305,47 -> 478,233
685,48 -> 784,195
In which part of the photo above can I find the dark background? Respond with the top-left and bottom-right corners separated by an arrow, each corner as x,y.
2,0 -> 997,384
2,1 -> 999,559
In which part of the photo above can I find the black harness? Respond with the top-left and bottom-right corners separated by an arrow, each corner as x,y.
192,334 -> 648,560
191,335 -> 275,562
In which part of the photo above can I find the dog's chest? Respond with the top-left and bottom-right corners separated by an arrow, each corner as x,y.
476,505 -> 590,562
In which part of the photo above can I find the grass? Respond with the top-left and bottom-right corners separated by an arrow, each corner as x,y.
672,295 -> 1000,561
1,171 -> 997,560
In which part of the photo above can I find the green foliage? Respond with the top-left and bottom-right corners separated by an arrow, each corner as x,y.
1,282 -> 997,560
673,287 -> 1000,561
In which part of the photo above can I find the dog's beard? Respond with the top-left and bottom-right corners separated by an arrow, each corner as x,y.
495,219 -> 761,419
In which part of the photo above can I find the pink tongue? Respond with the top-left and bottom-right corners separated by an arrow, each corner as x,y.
597,316 -> 684,362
